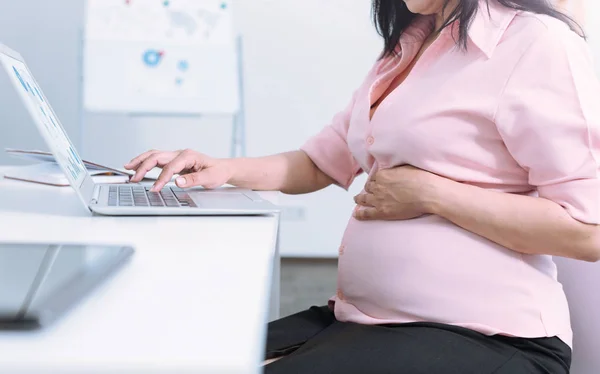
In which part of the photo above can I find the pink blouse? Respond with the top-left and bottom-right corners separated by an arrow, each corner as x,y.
301,1 -> 600,347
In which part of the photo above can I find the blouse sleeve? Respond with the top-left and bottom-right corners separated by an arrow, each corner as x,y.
494,24 -> 600,224
300,92 -> 363,190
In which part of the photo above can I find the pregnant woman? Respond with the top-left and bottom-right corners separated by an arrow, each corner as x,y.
126,0 -> 600,372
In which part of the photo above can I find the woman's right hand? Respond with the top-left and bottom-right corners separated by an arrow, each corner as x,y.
124,149 -> 234,192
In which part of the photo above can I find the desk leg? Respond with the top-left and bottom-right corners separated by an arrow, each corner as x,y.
269,216 -> 281,321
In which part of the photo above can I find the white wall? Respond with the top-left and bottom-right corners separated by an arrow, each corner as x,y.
238,0 -> 381,257
584,1 -> 600,70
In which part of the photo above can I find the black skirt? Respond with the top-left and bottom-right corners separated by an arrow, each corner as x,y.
265,306 -> 571,374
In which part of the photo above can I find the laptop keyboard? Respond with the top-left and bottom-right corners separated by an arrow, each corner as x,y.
108,185 -> 197,208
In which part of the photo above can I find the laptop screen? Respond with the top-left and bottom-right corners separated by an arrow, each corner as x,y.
0,52 -> 87,189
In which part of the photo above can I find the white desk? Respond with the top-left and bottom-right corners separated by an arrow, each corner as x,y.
0,167 -> 281,374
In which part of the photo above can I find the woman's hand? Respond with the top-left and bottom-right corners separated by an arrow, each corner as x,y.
353,165 -> 444,221
124,149 -> 233,191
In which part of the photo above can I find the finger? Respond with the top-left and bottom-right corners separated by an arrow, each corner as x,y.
130,153 -> 164,183
364,181 -> 377,194
132,151 -> 182,183
176,168 -> 223,189
353,193 -> 376,207
124,150 -> 159,170
151,153 -> 198,192
353,207 -> 381,221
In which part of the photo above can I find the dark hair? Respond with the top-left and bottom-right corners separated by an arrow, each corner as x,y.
372,0 -> 585,57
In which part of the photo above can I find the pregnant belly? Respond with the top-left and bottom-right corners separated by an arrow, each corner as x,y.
336,214 -> 562,331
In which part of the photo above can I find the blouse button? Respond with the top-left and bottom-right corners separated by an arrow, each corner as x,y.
339,244 -> 346,255
337,289 -> 345,300
366,136 -> 375,145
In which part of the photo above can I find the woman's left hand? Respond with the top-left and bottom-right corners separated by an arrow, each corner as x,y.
353,165 -> 445,221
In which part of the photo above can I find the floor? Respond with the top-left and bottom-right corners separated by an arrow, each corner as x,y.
279,258 -> 338,318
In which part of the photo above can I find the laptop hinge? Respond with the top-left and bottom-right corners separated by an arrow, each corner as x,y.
90,185 -> 101,205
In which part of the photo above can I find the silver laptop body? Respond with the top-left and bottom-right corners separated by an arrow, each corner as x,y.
0,44 -> 278,216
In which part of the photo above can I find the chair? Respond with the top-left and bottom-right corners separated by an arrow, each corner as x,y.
554,257 -> 600,374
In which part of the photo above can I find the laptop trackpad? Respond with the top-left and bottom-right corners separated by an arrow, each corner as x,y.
187,190 -> 252,207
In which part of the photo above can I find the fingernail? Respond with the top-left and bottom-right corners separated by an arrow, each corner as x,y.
176,177 -> 186,186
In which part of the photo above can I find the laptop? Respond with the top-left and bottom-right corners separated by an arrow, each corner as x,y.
0,44 -> 279,216
0,242 -> 133,329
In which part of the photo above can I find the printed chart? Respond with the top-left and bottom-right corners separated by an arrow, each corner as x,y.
84,0 -> 239,114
